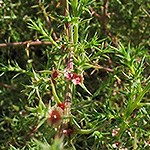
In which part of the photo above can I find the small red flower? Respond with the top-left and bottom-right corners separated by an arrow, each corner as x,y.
72,73 -> 83,85
112,127 -> 120,137
64,71 -> 74,80
145,140 -> 150,146
57,102 -> 65,111
112,141 -> 121,148
64,70 -> 83,85
48,107 -> 63,126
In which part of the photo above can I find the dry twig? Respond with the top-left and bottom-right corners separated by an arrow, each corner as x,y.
0,41 -> 52,47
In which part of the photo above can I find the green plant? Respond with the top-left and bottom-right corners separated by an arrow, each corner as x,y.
0,0 -> 149,150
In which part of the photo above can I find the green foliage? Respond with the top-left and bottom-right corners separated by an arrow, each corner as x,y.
0,0 -> 149,150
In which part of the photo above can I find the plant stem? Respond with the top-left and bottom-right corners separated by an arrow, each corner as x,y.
118,82 -> 150,138
74,23 -> 78,44
0,41 -> 52,47
50,78 -> 61,104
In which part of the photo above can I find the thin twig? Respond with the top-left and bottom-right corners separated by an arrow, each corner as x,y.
63,0 -> 70,38
63,0 -> 72,126
0,82 -> 17,90
90,1 -> 118,47
38,0 -> 58,40
0,41 -> 52,47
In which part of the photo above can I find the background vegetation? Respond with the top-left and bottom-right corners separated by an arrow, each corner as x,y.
0,0 -> 149,149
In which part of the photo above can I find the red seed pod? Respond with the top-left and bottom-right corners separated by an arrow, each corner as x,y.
62,125 -> 74,136
52,69 -> 59,78
48,107 -> 63,126
19,110 -> 27,117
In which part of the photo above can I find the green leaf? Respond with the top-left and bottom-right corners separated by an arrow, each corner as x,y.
80,83 -> 92,95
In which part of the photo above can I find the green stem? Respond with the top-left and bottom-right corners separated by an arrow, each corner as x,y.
71,0 -> 79,44
77,129 -> 95,134
74,23 -> 78,44
47,35 -> 60,48
129,65 -> 135,75
70,25 -> 74,43
125,82 -> 150,120
118,82 -> 150,138
74,0 -> 78,9
50,78 -> 61,104
71,0 -> 78,12
77,123 -> 107,135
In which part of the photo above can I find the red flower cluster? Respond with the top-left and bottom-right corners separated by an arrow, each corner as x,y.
48,102 -> 67,126
51,68 -> 83,85
47,102 -> 74,136
64,71 -> 83,85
